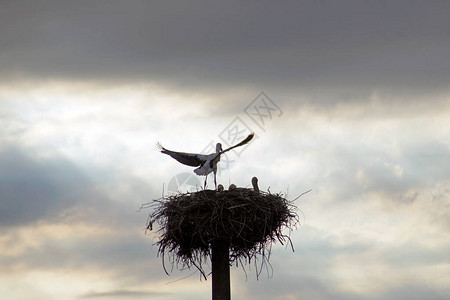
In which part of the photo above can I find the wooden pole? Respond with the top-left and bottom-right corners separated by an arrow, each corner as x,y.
211,239 -> 230,300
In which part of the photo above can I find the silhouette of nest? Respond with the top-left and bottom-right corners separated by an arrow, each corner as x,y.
145,187 -> 300,278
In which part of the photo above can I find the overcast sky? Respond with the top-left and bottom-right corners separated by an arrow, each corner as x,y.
1,1 -> 450,300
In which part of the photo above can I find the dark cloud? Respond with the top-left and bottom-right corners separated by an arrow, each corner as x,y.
377,285 -> 450,300
1,0 -> 449,96
245,276 -> 364,300
241,226 -> 450,300
1,2 -> 449,298
0,142 -> 156,228
0,146 -> 95,226
0,231 -> 163,282
0,144 -> 171,284
79,289 -> 170,299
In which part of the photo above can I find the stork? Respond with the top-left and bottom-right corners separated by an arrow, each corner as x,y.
252,176 -> 259,193
157,133 -> 254,189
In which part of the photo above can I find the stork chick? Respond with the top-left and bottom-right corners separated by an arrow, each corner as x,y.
252,176 -> 259,193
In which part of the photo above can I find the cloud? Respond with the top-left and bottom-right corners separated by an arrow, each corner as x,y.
79,289 -> 170,299
1,98 -> 449,299
0,226 -> 157,275
1,3 -> 450,297
0,145 -> 96,226
1,1 -> 449,97
377,285 -> 450,300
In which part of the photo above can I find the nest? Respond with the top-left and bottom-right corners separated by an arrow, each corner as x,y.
145,187 -> 300,278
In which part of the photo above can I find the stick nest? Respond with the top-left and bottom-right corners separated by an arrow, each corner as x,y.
145,187 -> 300,277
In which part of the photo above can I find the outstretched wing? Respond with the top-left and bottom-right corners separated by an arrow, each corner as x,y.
220,133 -> 255,154
156,143 -> 204,167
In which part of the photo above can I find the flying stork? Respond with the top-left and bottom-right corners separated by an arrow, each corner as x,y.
157,133 -> 254,189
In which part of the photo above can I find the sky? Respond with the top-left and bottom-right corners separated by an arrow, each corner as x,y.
1,1 -> 449,299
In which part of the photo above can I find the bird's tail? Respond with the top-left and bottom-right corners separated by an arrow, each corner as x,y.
194,167 -> 208,176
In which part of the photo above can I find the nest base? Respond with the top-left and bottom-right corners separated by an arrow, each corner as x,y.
147,187 -> 299,279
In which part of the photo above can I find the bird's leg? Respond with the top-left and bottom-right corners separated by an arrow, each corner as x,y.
214,172 -> 217,189
203,176 -> 207,190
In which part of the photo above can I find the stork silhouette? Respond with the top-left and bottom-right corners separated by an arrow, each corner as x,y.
157,133 -> 254,189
